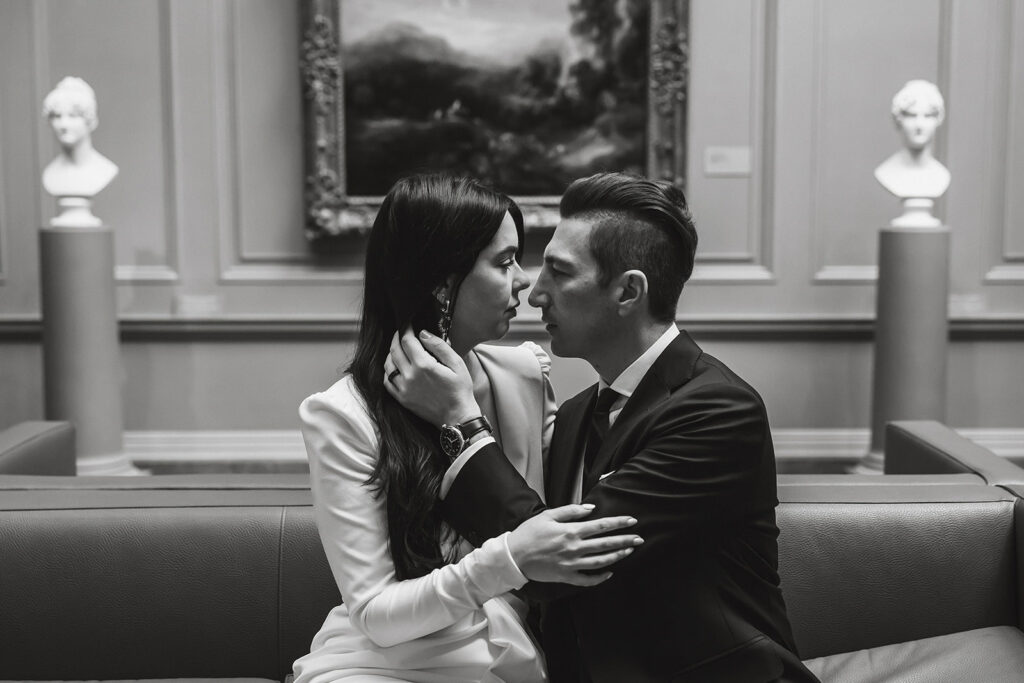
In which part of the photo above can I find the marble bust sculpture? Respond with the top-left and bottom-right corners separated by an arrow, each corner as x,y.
874,80 -> 950,227
41,77 -> 118,227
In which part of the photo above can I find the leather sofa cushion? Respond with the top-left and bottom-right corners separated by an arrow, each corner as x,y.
0,680 -> 276,683
777,484 -> 1018,659
803,625 -> 1024,682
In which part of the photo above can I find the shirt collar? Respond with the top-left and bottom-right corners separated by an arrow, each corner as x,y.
600,325 -> 679,398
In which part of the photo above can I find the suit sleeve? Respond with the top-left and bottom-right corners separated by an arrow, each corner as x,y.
438,381 -> 769,596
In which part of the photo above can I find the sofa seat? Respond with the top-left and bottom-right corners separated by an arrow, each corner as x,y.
0,680 -> 276,683
803,625 -> 1024,682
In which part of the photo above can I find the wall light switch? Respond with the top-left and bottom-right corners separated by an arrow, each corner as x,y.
703,146 -> 751,177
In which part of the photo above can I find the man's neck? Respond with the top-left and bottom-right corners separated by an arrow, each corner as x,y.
589,321 -> 674,383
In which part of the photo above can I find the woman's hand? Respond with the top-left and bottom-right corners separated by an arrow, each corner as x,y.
384,327 -> 480,427
506,504 -> 643,586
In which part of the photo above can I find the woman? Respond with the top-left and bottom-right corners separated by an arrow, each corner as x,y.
293,174 -> 637,682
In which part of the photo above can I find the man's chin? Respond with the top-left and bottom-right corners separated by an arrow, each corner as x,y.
546,330 -> 573,358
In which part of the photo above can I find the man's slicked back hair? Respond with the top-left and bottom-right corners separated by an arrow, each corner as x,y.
559,172 -> 697,323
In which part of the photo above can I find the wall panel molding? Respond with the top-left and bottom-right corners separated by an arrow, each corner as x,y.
985,0 -> 1024,284
810,0 -> 947,284
31,0 -> 180,285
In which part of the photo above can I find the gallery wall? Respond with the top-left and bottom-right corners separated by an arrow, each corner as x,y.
1,0 -> 1022,446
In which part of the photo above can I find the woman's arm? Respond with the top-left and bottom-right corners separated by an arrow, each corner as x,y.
300,389 -> 527,648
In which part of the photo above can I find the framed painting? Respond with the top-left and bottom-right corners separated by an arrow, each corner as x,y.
300,0 -> 689,239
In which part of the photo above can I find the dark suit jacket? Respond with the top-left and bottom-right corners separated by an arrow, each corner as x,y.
440,332 -> 819,682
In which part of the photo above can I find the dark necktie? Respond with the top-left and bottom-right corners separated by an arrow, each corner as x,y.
582,387 -> 621,492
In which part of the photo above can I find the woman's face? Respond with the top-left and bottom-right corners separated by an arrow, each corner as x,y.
896,102 -> 940,152
48,102 -> 93,150
447,211 -> 531,352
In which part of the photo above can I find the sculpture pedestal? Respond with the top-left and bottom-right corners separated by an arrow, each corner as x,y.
39,226 -> 144,475
853,226 -> 950,473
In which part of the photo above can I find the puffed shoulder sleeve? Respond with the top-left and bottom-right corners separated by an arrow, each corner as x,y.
520,341 -> 557,465
298,382 -> 528,648
521,340 -> 551,376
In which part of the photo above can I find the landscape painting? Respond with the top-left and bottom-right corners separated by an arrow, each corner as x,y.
301,0 -> 688,237
340,0 -> 648,197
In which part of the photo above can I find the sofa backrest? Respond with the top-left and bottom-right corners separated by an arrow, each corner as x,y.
0,487 -> 336,681
0,421 -> 75,475
777,483 -> 1021,659
885,420 -> 1024,484
1,482 -> 1020,678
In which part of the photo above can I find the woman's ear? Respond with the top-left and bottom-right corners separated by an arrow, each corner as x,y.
433,274 -> 458,304
616,270 -> 648,316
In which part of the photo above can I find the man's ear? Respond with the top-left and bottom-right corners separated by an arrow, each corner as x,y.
615,270 -> 648,316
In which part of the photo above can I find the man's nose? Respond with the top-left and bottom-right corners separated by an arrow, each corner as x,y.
528,285 -> 545,308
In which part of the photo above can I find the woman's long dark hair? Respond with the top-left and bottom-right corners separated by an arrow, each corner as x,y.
349,174 -> 524,580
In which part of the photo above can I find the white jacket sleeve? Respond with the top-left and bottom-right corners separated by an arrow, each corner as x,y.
299,384 -> 527,648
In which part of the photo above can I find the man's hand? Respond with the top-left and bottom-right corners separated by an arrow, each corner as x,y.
384,327 -> 480,427
507,504 -> 643,586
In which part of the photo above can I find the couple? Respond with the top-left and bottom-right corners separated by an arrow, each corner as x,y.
293,173 -> 818,682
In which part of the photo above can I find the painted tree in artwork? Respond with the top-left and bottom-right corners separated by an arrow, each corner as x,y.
343,0 -> 649,196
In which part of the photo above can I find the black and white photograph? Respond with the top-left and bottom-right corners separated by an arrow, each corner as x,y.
1,1 -> 1023,682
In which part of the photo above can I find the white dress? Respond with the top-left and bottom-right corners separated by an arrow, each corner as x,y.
293,343 -> 555,683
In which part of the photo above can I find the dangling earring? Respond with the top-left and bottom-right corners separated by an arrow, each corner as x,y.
433,286 -> 453,342
438,295 -> 453,342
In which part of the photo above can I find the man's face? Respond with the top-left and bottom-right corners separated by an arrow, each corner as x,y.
528,217 -> 618,360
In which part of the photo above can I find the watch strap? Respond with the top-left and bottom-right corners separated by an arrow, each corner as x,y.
457,415 -> 491,441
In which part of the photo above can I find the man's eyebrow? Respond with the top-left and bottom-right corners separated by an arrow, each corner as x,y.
543,254 -> 573,269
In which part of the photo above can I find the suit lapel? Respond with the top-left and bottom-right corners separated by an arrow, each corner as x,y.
547,386 -> 597,505
586,332 -> 704,486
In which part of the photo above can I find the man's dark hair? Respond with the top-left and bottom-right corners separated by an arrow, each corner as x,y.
559,172 -> 697,323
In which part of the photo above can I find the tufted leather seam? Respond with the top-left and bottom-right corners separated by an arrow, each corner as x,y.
277,505 -> 287,678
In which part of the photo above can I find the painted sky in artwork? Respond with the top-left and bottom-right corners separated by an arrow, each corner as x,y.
341,0 -> 573,65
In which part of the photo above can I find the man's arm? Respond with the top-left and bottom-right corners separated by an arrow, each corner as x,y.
384,328 -> 642,585
440,381 -> 767,599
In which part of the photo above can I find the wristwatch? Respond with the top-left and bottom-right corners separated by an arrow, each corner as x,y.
439,415 -> 492,460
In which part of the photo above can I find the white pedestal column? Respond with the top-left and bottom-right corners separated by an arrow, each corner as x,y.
39,225 -> 144,475
853,225 -> 950,473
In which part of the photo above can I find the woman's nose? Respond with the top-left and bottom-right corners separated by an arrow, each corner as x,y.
513,264 -> 531,292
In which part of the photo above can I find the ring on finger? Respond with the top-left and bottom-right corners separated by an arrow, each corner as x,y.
387,369 -> 401,383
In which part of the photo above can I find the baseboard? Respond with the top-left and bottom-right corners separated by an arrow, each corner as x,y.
124,427 -> 1024,468
125,430 -> 307,466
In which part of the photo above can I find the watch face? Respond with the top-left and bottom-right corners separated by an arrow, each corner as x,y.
440,425 -> 464,458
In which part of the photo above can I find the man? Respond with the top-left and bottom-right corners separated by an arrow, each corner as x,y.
389,173 -> 817,682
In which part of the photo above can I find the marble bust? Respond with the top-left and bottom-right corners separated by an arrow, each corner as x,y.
41,77 -> 118,227
874,80 -> 950,227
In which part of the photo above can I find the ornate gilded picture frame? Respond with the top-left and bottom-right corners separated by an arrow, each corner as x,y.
300,0 -> 689,240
